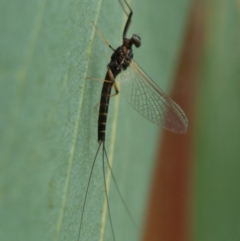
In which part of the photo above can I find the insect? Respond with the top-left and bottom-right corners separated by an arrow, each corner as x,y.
78,0 -> 188,240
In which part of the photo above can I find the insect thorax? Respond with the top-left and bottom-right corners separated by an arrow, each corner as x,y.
109,45 -> 133,77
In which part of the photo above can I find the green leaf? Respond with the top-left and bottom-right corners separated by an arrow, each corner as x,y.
0,0 -> 192,240
194,1 -> 240,241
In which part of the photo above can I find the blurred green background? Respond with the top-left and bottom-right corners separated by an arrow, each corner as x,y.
194,1 -> 240,241
0,0 -> 240,241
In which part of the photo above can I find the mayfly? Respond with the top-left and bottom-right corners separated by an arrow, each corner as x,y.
78,0 -> 188,240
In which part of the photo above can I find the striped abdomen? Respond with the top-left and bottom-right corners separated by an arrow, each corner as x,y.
98,72 -> 114,142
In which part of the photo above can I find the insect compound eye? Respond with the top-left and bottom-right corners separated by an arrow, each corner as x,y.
132,34 -> 141,48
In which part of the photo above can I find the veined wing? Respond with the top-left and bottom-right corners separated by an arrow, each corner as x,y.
117,60 -> 188,133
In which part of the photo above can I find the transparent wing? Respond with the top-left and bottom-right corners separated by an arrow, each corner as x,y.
117,60 -> 188,133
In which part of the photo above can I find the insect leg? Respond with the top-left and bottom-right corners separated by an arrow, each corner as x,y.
92,22 -> 116,51
117,0 -> 132,16
86,77 -> 112,83
117,0 -> 133,38
107,67 -> 119,98
111,82 -> 119,97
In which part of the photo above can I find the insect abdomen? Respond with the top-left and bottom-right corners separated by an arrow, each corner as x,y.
98,72 -> 113,142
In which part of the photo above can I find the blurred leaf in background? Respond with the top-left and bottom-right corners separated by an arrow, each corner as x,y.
194,1 -> 240,241
142,1 -> 240,241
